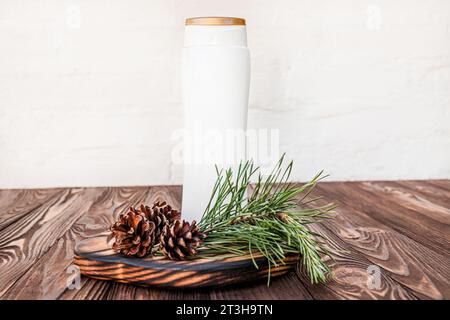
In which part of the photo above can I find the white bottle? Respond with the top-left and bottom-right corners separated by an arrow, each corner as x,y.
181,17 -> 250,222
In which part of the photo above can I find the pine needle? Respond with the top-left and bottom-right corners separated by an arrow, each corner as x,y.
197,154 -> 335,284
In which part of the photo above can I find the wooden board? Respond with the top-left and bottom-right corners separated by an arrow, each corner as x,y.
74,236 -> 299,289
1,181 -> 449,299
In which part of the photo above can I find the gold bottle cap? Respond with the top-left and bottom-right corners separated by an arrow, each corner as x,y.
185,17 -> 246,26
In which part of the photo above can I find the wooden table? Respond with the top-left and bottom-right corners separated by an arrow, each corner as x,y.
0,180 -> 449,300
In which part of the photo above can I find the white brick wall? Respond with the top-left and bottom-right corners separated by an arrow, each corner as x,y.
0,0 -> 449,188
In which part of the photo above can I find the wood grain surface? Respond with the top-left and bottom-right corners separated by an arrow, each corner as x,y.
0,180 -> 449,300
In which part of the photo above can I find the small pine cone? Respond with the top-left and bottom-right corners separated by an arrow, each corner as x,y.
140,202 -> 181,240
139,204 -> 166,240
151,201 -> 181,224
110,206 -> 155,257
159,220 -> 205,260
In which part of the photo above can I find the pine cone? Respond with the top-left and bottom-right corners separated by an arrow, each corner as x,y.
159,220 -> 205,260
140,201 -> 181,240
110,206 -> 155,257
151,201 -> 181,224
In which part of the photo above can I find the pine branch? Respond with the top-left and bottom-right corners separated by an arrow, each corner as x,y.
197,155 -> 335,284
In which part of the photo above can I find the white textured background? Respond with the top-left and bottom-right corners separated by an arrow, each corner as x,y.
0,0 -> 449,188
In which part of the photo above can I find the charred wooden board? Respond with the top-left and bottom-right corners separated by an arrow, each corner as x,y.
74,236 -> 299,289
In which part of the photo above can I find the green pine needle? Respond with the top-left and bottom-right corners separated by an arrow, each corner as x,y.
197,154 -> 335,285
